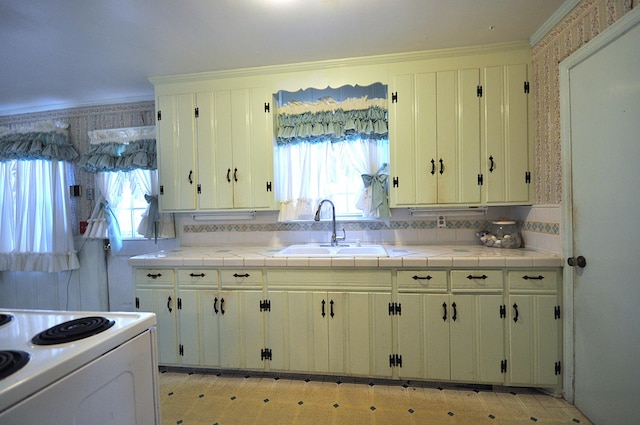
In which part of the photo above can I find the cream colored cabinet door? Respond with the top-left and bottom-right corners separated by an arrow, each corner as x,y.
390,69 -> 481,206
397,293 -> 450,381
449,294 -> 504,384
135,287 -> 178,365
506,270 -> 561,387
176,289 -> 200,366
198,290 -> 222,367
156,93 -> 198,211
482,64 -> 532,204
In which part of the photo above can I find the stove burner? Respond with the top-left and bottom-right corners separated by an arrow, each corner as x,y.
31,316 -> 115,346
0,314 -> 13,327
0,350 -> 30,380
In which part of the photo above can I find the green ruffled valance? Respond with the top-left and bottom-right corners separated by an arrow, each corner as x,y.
78,125 -> 156,173
276,105 -> 388,145
78,139 -> 157,172
0,123 -> 78,162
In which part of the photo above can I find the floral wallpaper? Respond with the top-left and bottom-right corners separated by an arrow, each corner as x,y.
532,0 -> 636,204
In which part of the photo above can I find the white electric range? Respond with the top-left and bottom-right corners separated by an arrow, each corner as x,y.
0,309 -> 160,425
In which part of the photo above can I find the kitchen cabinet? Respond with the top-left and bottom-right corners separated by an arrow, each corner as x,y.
266,269 -> 393,377
397,270 -> 504,384
155,86 -> 274,212
389,68 -> 481,206
506,270 -> 562,387
134,268 -> 177,365
482,63 -> 532,204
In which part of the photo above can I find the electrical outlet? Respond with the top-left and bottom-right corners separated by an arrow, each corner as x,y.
86,188 -> 94,201
437,215 -> 446,228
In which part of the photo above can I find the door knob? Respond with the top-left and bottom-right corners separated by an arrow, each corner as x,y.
567,255 -> 587,268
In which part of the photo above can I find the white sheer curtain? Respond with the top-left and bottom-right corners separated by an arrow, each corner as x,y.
133,169 -> 175,239
85,172 -> 126,252
0,160 -> 79,272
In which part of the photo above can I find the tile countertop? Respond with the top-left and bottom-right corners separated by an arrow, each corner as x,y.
128,245 -> 563,268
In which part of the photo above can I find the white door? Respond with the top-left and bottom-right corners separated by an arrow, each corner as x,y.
561,9 -> 640,424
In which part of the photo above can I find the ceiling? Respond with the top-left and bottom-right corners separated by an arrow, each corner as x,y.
0,0 -> 568,116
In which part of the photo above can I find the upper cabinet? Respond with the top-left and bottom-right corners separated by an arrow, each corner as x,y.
388,48 -> 533,207
155,83 -> 275,212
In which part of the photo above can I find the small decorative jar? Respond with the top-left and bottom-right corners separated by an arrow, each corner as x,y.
478,220 -> 523,248
489,221 -> 522,249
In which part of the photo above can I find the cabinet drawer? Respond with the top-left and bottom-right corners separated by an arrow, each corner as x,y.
397,270 -> 447,292
134,268 -> 175,285
220,269 -> 263,288
177,269 -> 218,286
508,270 -> 558,292
450,270 -> 503,291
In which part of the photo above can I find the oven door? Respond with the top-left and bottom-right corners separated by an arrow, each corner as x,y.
0,329 -> 160,425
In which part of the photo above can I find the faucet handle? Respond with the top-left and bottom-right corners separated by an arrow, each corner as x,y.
336,227 -> 346,242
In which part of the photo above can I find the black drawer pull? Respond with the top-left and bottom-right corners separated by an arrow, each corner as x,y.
522,275 -> 544,280
190,273 -> 205,278
233,273 -> 250,278
214,297 -> 219,314
220,298 -> 225,315
513,303 -> 519,323
412,275 -> 432,280
452,302 -> 457,322
147,273 -> 162,279
167,296 -> 173,313
466,274 -> 488,280
442,302 -> 447,322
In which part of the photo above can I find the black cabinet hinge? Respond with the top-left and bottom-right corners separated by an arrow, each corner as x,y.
197,184 -> 201,194
555,361 -> 562,375
393,177 -> 399,188
259,300 -> 271,312
177,298 -> 182,310
135,297 -> 140,309
179,344 -> 184,357
388,302 -> 402,316
266,181 -> 272,192
392,92 -> 398,103
500,304 -> 506,319
525,171 -> 531,184
157,110 -> 162,121
501,359 -> 507,373
264,102 -> 270,113
160,185 -> 164,195
477,85 -> 483,97
554,305 -> 561,320
524,81 -> 530,94
478,174 -> 484,185
261,348 -> 272,361
389,354 -> 403,368
194,107 -> 199,118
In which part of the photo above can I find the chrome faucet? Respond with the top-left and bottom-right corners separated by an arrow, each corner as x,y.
314,199 -> 346,247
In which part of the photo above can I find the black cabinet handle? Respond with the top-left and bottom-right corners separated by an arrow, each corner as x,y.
167,296 -> 173,313
430,159 -> 436,175
233,273 -> 250,278
188,170 -> 193,185
467,274 -> 488,280
190,273 -> 205,278
214,297 -> 219,314
220,298 -> 225,315
522,275 -> 544,280
452,302 -> 457,322
412,275 -> 432,280
513,303 -> 519,323
489,156 -> 495,172
321,299 -> 326,317
442,302 -> 447,322
226,168 -> 231,183
330,300 -> 335,318
147,273 -> 162,279
439,158 -> 444,175
233,168 -> 238,182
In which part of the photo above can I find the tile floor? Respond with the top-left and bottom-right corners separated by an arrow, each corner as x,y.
159,369 -> 592,425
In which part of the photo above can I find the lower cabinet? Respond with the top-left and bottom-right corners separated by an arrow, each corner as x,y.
266,269 -> 393,377
133,265 -> 561,390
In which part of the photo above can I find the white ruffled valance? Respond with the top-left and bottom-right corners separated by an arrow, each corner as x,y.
0,120 -> 78,162
78,125 -> 156,172
87,125 -> 155,145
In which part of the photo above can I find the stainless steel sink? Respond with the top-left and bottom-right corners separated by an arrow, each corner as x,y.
274,244 -> 388,257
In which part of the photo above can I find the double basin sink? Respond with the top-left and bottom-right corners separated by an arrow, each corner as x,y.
274,244 -> 388,257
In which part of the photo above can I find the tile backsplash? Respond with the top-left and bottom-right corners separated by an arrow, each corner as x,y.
177,205 -> 562,255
